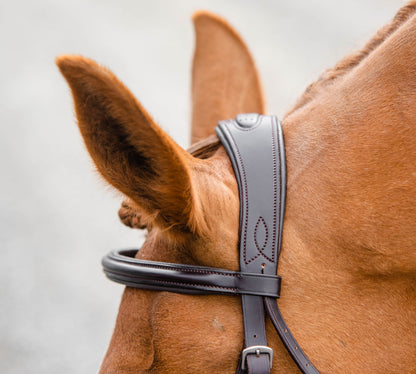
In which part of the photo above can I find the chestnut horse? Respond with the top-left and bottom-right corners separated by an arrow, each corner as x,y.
57,3 -> 416,373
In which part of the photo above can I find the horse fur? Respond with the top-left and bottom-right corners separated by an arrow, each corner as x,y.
57,3 -> 416,373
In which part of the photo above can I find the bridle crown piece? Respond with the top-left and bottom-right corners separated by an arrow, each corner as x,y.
102,114 -> 319,374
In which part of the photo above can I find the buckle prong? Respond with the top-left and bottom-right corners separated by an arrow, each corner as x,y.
241,345 -> 273,369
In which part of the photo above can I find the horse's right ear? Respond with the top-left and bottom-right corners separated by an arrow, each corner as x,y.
191,11 -> 265,143
56,55 -> 201,234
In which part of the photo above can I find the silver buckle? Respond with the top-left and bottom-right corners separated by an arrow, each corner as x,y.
241,345 -> 273,370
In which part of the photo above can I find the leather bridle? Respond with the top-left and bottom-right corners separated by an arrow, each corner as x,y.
102,114 -> 320,374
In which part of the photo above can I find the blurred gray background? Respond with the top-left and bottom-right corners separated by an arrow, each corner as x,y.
0,0 -> 402,373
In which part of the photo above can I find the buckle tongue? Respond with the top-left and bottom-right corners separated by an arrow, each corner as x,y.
241,345 -> 273,370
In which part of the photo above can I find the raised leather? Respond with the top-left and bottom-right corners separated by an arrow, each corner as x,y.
101,114 -> 320,374
216,115 -> 318,374
216,114 -> 284,374
102,249 -> 281,297
216,114 -> 285,276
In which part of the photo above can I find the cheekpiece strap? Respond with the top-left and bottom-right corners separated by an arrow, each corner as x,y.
101,113 -> 319,374
216,114 -> 286,275
216,114 -> 285,374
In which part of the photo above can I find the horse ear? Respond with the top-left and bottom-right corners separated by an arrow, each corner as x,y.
57,55 -> 199,233
191,11 -> 265,143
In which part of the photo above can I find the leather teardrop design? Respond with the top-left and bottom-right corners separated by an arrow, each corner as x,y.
254,216 -> 269,256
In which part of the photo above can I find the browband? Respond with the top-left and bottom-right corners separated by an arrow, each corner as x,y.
103,249 -> 281,297
102,114 -> 319,374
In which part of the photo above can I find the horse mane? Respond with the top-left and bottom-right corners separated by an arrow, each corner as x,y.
284,1 -> 416,118
187,135 -> 221,158
119,2 -> 416,232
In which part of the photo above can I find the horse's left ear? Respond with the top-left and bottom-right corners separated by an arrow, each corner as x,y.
191,11 -> 265,143
56,55 -> 203,235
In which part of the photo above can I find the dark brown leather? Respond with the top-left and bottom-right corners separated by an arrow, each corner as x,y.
217,114 -> 319,374
217,114 -> 284,374
102,249 -> 281,297
265,298 -> 319,374
102,114 -> 320,374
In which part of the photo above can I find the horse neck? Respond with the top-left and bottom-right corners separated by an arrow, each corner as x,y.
274,94 -> 416,371
281,8 -> 416,276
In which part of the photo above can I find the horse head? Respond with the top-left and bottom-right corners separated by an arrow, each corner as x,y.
57,3 -> 416,373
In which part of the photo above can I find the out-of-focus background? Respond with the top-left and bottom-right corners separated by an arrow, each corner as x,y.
0,0 -> 401,373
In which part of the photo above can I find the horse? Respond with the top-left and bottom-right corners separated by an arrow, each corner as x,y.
57,2 -> 416,373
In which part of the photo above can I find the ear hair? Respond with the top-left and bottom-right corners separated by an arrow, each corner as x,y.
191,11 -> 264,143
119,200 -> 148,230
56,55 -> 204,236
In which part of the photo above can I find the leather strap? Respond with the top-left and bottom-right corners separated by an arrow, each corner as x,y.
101,113 -> 320,374
102,249 -> 281,297
216,114 -> 318,374
216,114 -> 284,374
265,297 -> 319,374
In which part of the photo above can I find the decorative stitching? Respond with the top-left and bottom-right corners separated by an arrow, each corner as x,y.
108,271 -> 280,296
254,216 -> 273,262
254,217 -> 268,251
110,252 -> 281,280
222,126 -> 254,265
223,119 -> 280,265
117,276 -> 239,292
112,254 -> 241,277
275,118 -> 283,260
271,119 -> 278,263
